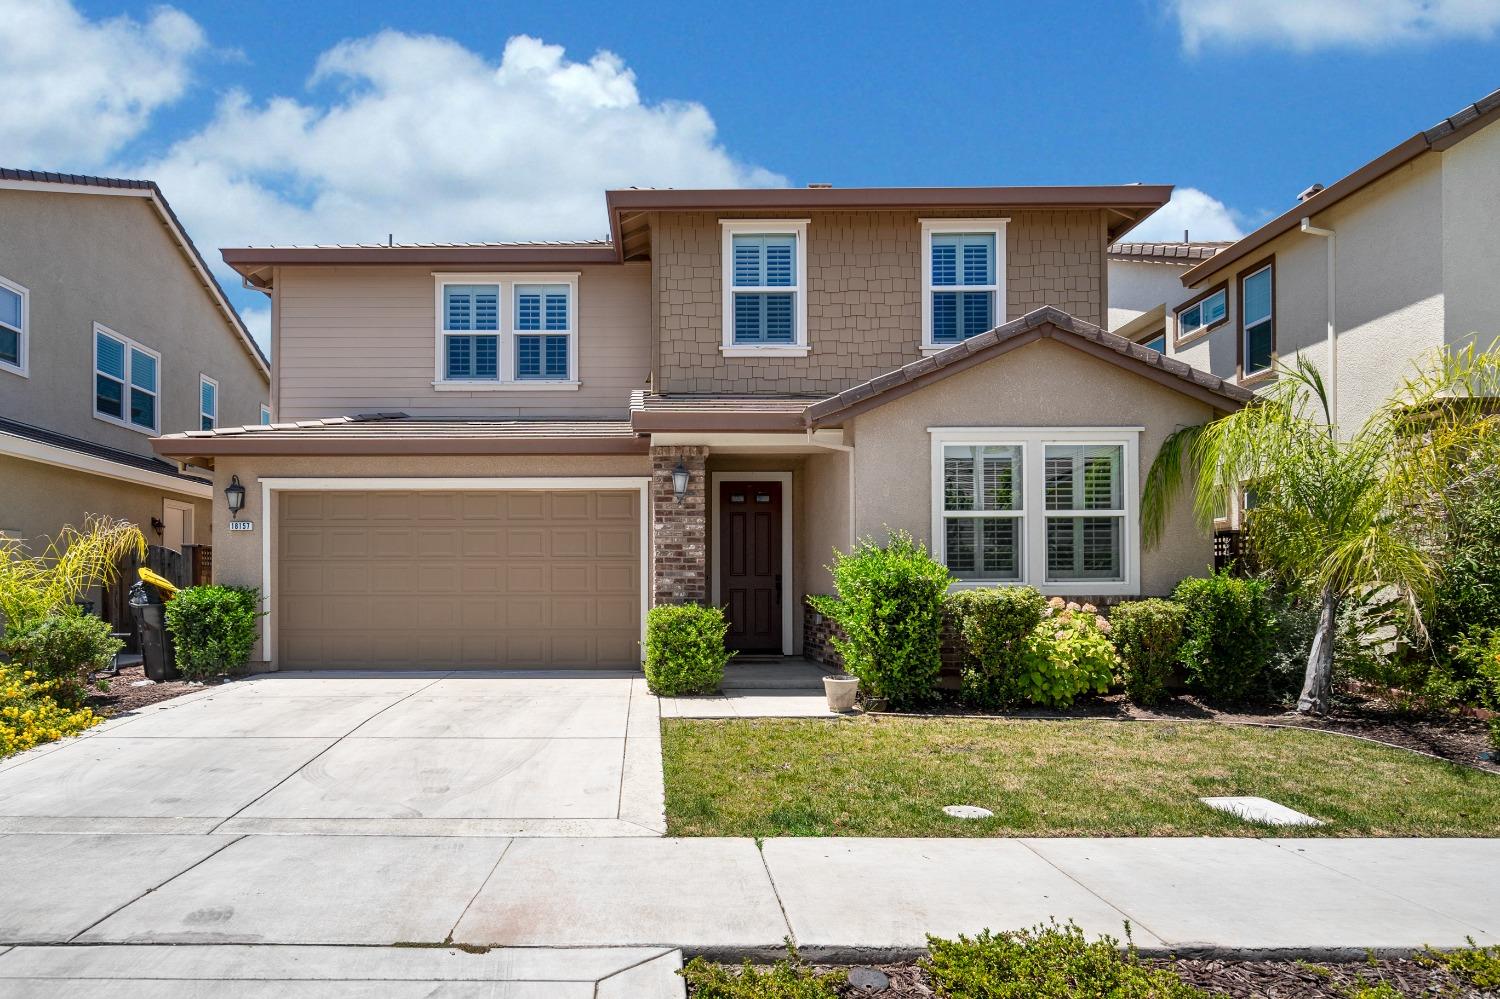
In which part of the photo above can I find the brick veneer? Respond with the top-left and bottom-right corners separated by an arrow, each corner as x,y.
651,445 -> 709,605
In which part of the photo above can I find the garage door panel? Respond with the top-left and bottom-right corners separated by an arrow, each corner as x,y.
279,489 -> 639,669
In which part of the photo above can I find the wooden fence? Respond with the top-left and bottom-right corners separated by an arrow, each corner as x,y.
101,545 -> 207,651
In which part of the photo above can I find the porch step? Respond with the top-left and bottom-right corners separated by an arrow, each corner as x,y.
721,659 -> 832,691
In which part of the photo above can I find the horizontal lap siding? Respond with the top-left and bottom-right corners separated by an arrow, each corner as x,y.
276,264 -> 650,420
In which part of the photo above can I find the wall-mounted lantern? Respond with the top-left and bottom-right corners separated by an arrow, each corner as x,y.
672,462 -> 690,504
225,475 -> 247,520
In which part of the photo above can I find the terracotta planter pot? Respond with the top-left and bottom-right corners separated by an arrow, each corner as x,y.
823,674 -> 859,713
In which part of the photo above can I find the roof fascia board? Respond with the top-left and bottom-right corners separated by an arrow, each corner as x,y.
3,430 -> 212,499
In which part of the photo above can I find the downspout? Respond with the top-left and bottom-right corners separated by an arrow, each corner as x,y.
1300,218 -> 1337,429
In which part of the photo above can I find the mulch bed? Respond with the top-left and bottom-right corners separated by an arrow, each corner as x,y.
692,956 -> 1483,997
873,688 -> 1499,774
83,662 -> 224,716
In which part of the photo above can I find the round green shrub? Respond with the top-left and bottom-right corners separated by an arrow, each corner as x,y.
808,531 -> 949,709
1109,598 -> 1187,707
947,586 -> 1046,708
1172,571 -> 1277,705
0,613 -> 121,707
162,585 -> 261,681
643,603 -> 731,696
1011,601 -> 1117,709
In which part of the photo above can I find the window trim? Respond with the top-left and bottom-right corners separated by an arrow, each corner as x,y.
1172,281 -> 1228,348
199,374 -> 219,431
92,323 -> 160,436
929,426 -> 1142,595
0,274 -> 29,378
259,404 -> 272,425
1236,257 -> 1277,385
920,218 -> 1008,352
431,273 -> 581,390
1134,327 -> 1168,354
719,219 -> 810,357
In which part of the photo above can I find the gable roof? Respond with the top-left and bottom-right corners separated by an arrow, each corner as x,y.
804,307 -> 1253,427
1181,84 -> 1500,288
0,168 -> 270,382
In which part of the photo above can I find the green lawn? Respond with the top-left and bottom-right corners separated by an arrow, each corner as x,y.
661,716 -> 1500,838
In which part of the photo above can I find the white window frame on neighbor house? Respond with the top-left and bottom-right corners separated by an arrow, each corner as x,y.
199,374 -> 218,430
929,427 -> 1141,596
720,219 -> 810,358
93,323 -> 160,435
259,404 -> 272,425
431,273 -> 581,391
921,218 -> 1007,352
1174,285 -> 1227,346
0,274 -> 29,378
709,470 -> 795,655
256,477 -> 651,666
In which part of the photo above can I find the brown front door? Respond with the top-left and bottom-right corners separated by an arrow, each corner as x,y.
718,480 -> 782,652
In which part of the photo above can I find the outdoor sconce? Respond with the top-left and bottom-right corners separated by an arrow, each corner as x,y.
149,517 -> 164,537
225,475 -> 247,520
671,462 -> 690,504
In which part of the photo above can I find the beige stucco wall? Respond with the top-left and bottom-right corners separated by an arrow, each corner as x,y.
653,209 -> 1108,395
0,189 -> 268,446
1107,259 -> 1194,332
847,338 -> 1218,597
1441,118 -> 1500,351
273,263 -> 651,421
0,455 -> 210,552
802,447 -> 852,597
209,453 -> 651,667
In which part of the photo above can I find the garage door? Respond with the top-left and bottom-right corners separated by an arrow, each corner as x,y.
277,489 -> 641,669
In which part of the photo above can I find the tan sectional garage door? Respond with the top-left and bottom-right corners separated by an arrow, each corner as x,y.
277,489 -> 640,669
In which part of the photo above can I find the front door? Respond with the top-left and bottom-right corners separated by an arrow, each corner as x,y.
718,480 -> 782,652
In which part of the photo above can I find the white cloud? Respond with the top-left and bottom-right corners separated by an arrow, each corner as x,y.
1170,0 -> 1500,53
133,31 -> 785,259
239,304 -> 271,353
1121,187 -> 1246,243
0,0 -> 206,167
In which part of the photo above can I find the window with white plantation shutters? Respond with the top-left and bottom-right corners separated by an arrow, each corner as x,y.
921,220 -> 1006,350
442,284 -> 499,380
1043,444 -> 1125,582
731,234 -> 797,344
514,284 -> 572,380
940,444 -> 1023,580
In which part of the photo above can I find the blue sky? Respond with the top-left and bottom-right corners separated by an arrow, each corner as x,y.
5,0 -> 1500,347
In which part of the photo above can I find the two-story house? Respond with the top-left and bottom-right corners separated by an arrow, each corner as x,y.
154,185 -> 1252,671
1156,85 -> 1500,433
1106,240 -> 1229,350
0,169 -> 270,557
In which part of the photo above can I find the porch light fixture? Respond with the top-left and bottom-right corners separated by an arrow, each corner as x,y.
225,475 -> 246,520
671,462 -> 690,504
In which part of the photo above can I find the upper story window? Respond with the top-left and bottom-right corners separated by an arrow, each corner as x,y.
0,275 -> 27,377
433,274 -> 578,389
199,375 -> 218,430
1137,329 -> 1167,354
259,404 -> 272,425
922,219 -> 1007,351
94,324 -> 159,434
1175,284 -> 1227,346
1239,261 -> 1275,380
931,428 -> 1140,595
720,219 -> 809,357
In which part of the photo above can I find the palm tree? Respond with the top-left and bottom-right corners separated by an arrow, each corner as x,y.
1142,345 -> 1500,714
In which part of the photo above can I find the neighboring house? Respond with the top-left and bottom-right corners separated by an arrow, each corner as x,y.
1165,85 -> 1500,432
0,169 -> 271,558
154,185 -> 1252,671
1107,241 -> 1230,350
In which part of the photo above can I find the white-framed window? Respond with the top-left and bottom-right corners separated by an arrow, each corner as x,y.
720,219 -> 809,357
199,374 -> 218,430
260,404 -> 272,425
1240,262 -> 1275,379
431,273 -> 579,389
1176,286 -> 1227,343
93,324 -> 159,434
0,274 -> 28,377
930,427 -> 1141,595
921,219 -> 1007,351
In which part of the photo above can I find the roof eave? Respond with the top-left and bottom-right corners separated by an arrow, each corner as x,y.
150,435 -> 649,460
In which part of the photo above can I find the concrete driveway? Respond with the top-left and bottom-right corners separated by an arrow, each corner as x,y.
0,670 -> 666,837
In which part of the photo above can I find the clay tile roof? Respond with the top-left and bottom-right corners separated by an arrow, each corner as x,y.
805,307 -> 1254,427
1107,241 -> 1232,263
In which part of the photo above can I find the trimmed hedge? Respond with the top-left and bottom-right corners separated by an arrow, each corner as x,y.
162,585 -> 261,681
1172,572 -> 1277,705
0,613 -> 120,707
643,603 -> 732,696
946,587 -> 1046,708
1110,598 -> 1187,706
808,531 -> 950,709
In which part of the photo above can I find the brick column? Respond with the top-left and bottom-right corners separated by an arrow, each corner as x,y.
651,444 -> 709,605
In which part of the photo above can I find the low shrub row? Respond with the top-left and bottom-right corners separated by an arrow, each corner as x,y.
0,666 -> 100,759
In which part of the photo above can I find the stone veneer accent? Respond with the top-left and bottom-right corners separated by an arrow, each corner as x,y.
654,209 -> 1107,395
651,444 -> 709,605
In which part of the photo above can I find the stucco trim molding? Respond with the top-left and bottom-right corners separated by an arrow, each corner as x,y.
0,430 -> 212,499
